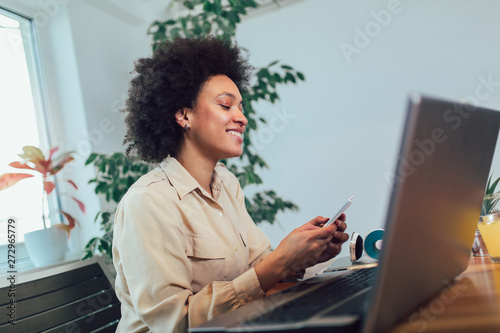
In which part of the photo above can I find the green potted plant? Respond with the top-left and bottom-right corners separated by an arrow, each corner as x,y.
0,146 -> 85,267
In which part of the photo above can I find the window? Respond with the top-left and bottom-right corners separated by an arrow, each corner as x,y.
0,7 -> 54,246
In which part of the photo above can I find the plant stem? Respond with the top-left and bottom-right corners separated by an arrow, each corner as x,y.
42,176 -> 47,229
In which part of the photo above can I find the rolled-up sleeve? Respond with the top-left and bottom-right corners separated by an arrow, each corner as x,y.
113,181 -> 267,332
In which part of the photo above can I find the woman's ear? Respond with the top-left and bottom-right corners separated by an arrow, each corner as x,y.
175,107 -> 191,128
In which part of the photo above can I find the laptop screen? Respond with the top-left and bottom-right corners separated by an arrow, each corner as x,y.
363,93 -> 500,332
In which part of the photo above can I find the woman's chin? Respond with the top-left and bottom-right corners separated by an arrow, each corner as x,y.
221,149 -> 243,160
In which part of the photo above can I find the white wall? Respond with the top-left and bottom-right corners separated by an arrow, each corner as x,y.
0,0 -> 155,257
233,0 -> 500,251
3,0 -> 500,257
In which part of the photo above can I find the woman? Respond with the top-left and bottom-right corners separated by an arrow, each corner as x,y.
113,36 -> 349,333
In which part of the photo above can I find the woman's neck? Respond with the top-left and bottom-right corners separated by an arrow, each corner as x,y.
175,148 -> 217,197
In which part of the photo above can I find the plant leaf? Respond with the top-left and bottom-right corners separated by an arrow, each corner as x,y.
285,72 -> 296,83
85,153 -> 98,166
48,146 -> 59,163
0,173 -> 34,191
19,146 -> 48,173
51,156 -> 74,175
18,145 -> 44,161
54,223 -> 71,237
60,210 -> 77,229
268,60 -> 279,67
98,239 -> 111,254
490,176 -> 500,194
82,250 -> 94,260
66,179 -> 78,190
71,196 -> 86,213
486,173 -> 493,189
9,161 -> 36,171
44,181 -> 55,195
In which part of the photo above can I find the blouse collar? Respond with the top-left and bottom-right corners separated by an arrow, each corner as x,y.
160,156 -> 224,201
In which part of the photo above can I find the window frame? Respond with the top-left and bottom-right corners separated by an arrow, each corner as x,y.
0,5 -> 61,270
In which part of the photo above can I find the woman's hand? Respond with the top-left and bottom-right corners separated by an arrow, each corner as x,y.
317,214 -> 348,263
277,215 -> 349,275
254,215 -> 349,292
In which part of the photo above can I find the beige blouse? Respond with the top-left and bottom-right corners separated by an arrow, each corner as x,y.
112,157 -> 272,332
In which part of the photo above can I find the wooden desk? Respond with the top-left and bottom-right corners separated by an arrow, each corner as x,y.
268,256 -> 500,332
390,256 -> 500,333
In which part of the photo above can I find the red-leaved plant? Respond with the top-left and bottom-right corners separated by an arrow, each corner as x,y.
0,146 -> 85,235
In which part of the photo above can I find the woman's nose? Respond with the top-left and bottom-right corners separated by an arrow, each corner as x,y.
234,109 -> 248,125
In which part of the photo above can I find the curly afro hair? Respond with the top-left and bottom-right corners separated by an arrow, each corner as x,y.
122,36 -> 253,163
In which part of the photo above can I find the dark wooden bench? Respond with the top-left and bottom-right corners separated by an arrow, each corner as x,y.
0,257 -> 120,333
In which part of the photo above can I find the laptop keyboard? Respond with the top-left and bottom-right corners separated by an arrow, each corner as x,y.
242,267 -> 377,326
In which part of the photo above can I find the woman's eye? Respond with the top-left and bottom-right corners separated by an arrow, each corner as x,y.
220,104 -> 230,110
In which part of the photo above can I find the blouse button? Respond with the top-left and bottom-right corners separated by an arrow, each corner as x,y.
248,297 -> 254,302
235,247 -> 238,251
219,212 -> 223,217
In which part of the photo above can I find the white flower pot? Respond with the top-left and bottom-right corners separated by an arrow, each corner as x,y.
24,227 -> 68,267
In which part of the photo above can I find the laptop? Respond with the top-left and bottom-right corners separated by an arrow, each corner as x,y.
191,93 -> 500,333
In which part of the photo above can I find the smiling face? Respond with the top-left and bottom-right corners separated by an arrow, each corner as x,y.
177,74 -> 248,163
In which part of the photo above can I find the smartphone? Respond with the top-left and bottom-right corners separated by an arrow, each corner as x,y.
323,196 -> 354,228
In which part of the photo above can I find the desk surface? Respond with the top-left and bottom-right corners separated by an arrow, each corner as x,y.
390,255 -> 500,333
268,256 -> 500,332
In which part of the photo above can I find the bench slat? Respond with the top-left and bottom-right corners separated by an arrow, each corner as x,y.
0,258 -> 120,333
42,303 -> 121,333
0,275 -> 112,325
0,263 -> 103,305
0,292 -> 119,333
94,321 -> 119,333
